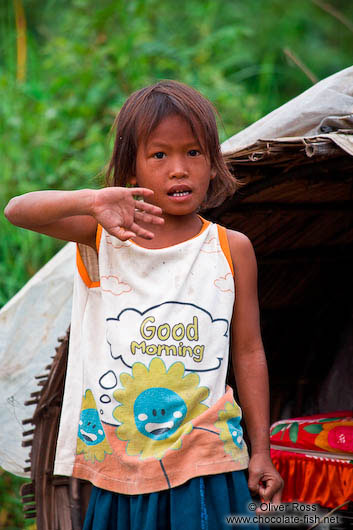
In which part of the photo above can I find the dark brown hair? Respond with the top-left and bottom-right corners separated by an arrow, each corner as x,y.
106,80 -> 239,209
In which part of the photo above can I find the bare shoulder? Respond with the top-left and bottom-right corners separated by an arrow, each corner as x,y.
226,228 -> 253,247
226,230 -> 259,316
226,229 -> 256,262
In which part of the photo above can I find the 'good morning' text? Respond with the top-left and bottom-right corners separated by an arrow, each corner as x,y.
130,316 -> 205,362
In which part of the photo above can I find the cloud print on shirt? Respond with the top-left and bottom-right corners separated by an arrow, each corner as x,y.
106,301 -> 229,373
105,233 -> 132,249
214,273 -> 234,294
101,275 -> 133,296
199,236 -> 222,254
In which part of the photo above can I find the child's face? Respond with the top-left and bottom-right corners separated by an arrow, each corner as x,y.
132,114 -> 216,216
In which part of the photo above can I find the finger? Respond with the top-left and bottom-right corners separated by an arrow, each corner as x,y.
113,227 -> 136,241
247,474 -> 260,495
134,199 -> 163,216
270,480 -> 284,505
130,222 -> 154,240
129,187 -> 155,198
259,483 -> 271,502
259,478 -> 281,503
134,210 -> 164,225
271,489 -> 283,506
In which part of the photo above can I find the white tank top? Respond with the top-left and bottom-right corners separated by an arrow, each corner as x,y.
54,218 -> 249,494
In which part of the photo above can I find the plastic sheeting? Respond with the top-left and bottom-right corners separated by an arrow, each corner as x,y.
222,65 -> 353,154
0,243 -> 75,476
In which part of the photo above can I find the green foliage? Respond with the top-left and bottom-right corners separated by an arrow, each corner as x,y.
0,0 -> 352,525
0,215 -> 64,306
0,470 -> 35,529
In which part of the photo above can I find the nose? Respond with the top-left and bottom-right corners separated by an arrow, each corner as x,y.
168,156 -> 188,179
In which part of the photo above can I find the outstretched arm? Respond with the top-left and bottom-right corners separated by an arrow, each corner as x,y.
4,187 -> 164,248
228,229 -> 283,505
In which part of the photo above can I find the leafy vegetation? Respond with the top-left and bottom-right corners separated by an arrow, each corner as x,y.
0,0 -> 352,527
0,469 -> 35,530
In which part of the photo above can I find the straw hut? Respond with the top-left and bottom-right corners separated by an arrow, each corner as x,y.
7,65 -> 353,528
206,65 -> 353,422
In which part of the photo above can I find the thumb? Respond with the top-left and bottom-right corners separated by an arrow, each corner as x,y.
258,482 -> 269,501
248,471 -> 261,495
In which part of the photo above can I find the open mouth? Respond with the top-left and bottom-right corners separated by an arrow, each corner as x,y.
167,187 -> 192,198
80,429 -> 97,442
145,420 -> 173,434
150,427 -> 170,435
168,190 -> 191,197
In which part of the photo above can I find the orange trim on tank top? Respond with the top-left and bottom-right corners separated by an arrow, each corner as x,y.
96,224 -> 103,253
78,220 -> 232,286
217,225 -> 234,277
76,245 -> 100,289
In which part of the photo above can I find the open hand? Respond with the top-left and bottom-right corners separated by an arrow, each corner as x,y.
92,187 -> 164,240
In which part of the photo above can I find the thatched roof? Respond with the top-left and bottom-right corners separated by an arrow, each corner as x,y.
204,66 -> 353,419
205,66 -> 353,310
222,65 -> 353,152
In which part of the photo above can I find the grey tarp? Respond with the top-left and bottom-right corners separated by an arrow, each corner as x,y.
222,65 -> 353,155
0,243 -> 75,476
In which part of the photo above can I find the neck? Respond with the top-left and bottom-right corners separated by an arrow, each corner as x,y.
132,212 -> 203,249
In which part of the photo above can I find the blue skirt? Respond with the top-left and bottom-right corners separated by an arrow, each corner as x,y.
83,471 -> 266,530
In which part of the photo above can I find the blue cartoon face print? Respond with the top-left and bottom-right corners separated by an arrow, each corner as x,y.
134,387 -> 187,440
227,417 -> 243,448
78,408 -> 106,446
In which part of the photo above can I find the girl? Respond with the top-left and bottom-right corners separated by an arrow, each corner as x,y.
5,80 -> 283,529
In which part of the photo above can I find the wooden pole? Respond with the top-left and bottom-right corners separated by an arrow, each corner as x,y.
13,0 -> 27,82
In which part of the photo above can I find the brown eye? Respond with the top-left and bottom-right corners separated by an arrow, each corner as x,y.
188,150 -> 200,157
153,152 -> 165,159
